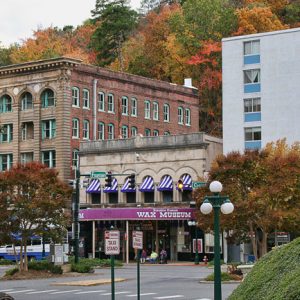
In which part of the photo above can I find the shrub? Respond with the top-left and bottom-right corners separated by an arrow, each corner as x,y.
49,265 -> 63,274
0,259 -> 15,265
205,272 -> 239,282
68,257 -> 123,268
228,237 -> 300,300
28,260 -> 51,271
5,267 -> 18,276
71,263 -> 92,273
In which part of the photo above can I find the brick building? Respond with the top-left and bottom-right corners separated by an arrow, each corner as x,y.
0,57 -> 199,181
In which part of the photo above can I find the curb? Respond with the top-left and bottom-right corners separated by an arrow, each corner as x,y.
51,278 -> 127,286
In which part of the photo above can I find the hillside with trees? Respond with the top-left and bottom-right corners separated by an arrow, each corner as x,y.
1,0 -> 300,135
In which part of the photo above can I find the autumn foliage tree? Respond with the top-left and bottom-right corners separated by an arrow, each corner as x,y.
0,162 -> 72,271
194,140 -> 300,259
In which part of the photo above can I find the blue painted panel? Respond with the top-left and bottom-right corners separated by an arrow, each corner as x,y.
244,55 -> 260,65
244,112 -> 261,122
244,83 -> 261,93
245,141 -> 261,150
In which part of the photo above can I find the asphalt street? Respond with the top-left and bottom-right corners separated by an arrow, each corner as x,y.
0,264 -> 240,300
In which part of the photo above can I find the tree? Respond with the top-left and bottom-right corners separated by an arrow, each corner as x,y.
91,0 -> 138,69
194,140 -> 300,259
0,162 -> 71,271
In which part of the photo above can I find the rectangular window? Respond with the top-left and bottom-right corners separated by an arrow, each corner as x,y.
178,107 -> 183,124
131,98 -> 137,116
21,152 -> 34,164
21,122 -> 34,141
72,119 -> 79,138
0,153 -> 13,171
42,119 -> 56,139
72,150 -> 79,169
108,124 -> 114,140
98,92 -> 105,111
244,97 -> 261,112
122,126 -> 128,139
122,97 -> 128,115
83,120 -> 90,140
153,102 -> 158,120
131,126 -> 137,137
163,104 -> 170,122
108,94 -> 114,113
185,108 -> 191,126
244,40 -> 260,55
244,69 -> 261,93
245,127 -> 261,141
42,150 -> 56,168
72,87 -> 80,107
0,124 -> 13,143
98,122 -> 105,140
0,96 -> 12,113
145,101 -> 151,119
83,89 -> 90,108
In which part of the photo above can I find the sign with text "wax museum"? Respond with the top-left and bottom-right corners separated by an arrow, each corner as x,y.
79,208 -> 195,221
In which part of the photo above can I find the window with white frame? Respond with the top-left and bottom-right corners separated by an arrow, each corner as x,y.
185,108 -> 191,126
72,87 -> 80,107
108,93 -> 114,113
0,95 -> 12,113
245,127 -> 261,141
131,97 -> 137,116
244,69 -> 260,84
72,149 -> 79,169
244,98 -> 261,112
153,101 -> 159,120
83,89 -> 90,109
205,233 -> 222,253
131,126 -> 137,137
178,107 -> 183,124
42,150 -> 56,168
41,119 -> 56,140
83,120 -> 90,139
108,123 -> 114,140
0,153 -> 13,171
21,152 -> 34,165
98,122 -> 105,140
98,92 -> 105,111
21,122 -> 34,140
164,131 -> 170,136
122,96 -> 128,115
145,128 -> 151,136
145,100 -> 151,119
21,92 -> 33,110
153,129 -> 159,136
72,118 -> 79,138
0,124 -> 13,143
121,125 -> 128,139
41,89 -> 55,108
163,104 -> 170,122
244,40 -> 260,55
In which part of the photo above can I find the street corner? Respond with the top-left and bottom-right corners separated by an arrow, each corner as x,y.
51,278 -> 127,286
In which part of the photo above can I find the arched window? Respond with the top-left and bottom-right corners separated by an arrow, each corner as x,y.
153,101 -> 159,120
145,128 -> 151,136
121,125 -> 128,139
41,89 -> 55,108
21,92 -> 33,110
0,94 -> 12,113
108,123 -> 115,140
108,93 -> 114,113
98,92 -> 105,111
83,89 -> 90,109
72,87 -> 80,107
98,122 -> 105,140
144,100 -> 151,119
83,120 -> 90,140
122,96 -> 128,115
163,104 -> 170,122
164,131 -> 170,136
185,108 -> 191,126
131,97 -> 137,116
131,126 -> 137,137
153,129 -> 159,136
72,118 -> 79,138
178,107 -> 183,124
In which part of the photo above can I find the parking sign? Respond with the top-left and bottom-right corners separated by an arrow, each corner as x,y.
132,231 -> 143,249
105,230 -> 120,255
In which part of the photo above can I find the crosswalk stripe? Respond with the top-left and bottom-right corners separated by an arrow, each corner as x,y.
8,290 -> 35,294
74,290 -> 106,294
26,290 -> 58,294
50,289 -> 81,294
127,293 -> 157,297
154,296 -> 184,299
0,290 -> 13,292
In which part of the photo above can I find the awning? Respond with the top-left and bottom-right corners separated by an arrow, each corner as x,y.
86,179 -> 101,193
103,178 -> 118,193
121,178 -> 136,193
139,176 -> 154,192
157,175 -> 173,191
177,174 -> 192,191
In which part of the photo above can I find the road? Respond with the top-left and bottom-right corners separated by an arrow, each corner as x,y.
0,264 -> 240,300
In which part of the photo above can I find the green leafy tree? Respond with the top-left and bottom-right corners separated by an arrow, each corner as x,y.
91,0 -> 138,69
0,162 -> 72,271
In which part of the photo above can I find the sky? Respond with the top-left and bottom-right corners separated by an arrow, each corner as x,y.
0,0 -> 140,47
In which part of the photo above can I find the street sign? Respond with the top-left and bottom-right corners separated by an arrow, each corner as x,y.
132,231 -> 143,249
91,171 -> 106,178
192,181 -> 206,189
105,230 -> 120,255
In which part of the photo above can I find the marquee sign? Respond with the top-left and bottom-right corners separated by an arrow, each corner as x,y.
79,207 -> 195,221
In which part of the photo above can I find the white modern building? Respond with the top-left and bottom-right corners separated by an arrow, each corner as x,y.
222,27 -> 300,154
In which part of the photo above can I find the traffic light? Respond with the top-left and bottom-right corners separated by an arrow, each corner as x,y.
105,171 -> 112,188
128,173 -> 136,189
177,179 -> 184,192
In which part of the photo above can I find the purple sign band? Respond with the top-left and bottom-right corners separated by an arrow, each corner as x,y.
79,207 -> 195,221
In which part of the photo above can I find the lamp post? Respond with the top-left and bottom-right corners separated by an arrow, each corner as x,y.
188,221 -> 199,265
200,181 -> 234,300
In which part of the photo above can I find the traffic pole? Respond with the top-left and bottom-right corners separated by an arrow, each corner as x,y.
137,249 -> 140,300
111,254 -> 115,300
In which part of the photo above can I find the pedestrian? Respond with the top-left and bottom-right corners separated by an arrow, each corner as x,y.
150,250 -> 158,263
140,249 -> 147,264
160,249 -> 167,264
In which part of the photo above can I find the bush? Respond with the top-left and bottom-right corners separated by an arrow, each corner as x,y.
228,237 -> 300,300
49,265 -> 63,274
28,260 -> 62,274
68,257 -> 123,268
5,267 -> 18,276
71,263 -> 92,273
205,272 -> 240,282
0,259 -> 15,265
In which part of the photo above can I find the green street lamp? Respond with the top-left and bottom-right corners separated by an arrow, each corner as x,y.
200,181 -> 234,300
188,220 -> 199,265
